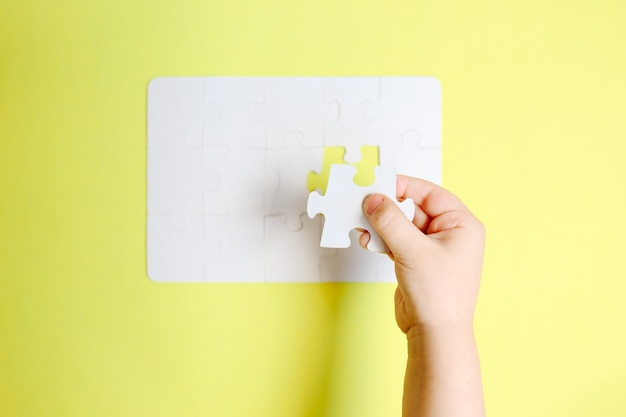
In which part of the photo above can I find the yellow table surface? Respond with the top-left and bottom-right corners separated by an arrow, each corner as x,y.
1,1 -> 625,416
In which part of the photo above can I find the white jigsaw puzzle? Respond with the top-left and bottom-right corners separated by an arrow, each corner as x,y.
307,165 -> 415,253
147,76 -> 441,282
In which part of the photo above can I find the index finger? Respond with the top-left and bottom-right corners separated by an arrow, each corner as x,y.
396,175 -> 469,219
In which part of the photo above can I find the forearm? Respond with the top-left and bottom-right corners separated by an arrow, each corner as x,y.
403,324 -> 485,417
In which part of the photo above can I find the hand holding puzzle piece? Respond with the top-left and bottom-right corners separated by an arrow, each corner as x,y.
307,164 -> 415,253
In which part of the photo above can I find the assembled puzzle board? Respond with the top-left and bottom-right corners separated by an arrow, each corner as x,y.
147,77 -> 441,282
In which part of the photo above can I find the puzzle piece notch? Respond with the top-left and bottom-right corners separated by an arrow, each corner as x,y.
307,145 -> 380,194
307,164 -> 415,252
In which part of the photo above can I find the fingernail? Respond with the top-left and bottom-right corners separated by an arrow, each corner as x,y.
363,194 -> 384,215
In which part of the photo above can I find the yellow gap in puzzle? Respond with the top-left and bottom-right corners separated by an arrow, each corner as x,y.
307,146 -> 380,194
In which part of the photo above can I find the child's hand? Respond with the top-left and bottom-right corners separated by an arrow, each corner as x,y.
360,176 -> 485,335
362,176 -> 487,417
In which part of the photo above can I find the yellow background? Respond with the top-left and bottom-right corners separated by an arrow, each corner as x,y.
1,1 -> 625,416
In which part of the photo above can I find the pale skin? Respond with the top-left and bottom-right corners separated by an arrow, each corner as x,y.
360,176 -> 486,417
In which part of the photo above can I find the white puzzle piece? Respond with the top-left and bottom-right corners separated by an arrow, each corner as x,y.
204,77 -> 266,150
249,78 -> 336,149
365,77 -> 442,149
323,77 -> 380,162
307,165 -> 415,253
148,78 -> 208,148
379,130 -> 442,184
147,76 -> 441,282
263,215 -> 330,282
203,206 -> 266,282
264,134 -> 323,230
147,214 -> 220,282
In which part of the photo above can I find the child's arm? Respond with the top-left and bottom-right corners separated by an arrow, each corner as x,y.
361,176 -> 486,417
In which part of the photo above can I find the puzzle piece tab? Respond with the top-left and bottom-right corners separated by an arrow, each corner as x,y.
307,145 -> 379,194
307,164 -> 415,252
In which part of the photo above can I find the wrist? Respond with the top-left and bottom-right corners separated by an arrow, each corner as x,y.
406,321 -> 476,360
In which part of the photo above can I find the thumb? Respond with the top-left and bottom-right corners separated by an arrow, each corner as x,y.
363,194 -> 424,257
